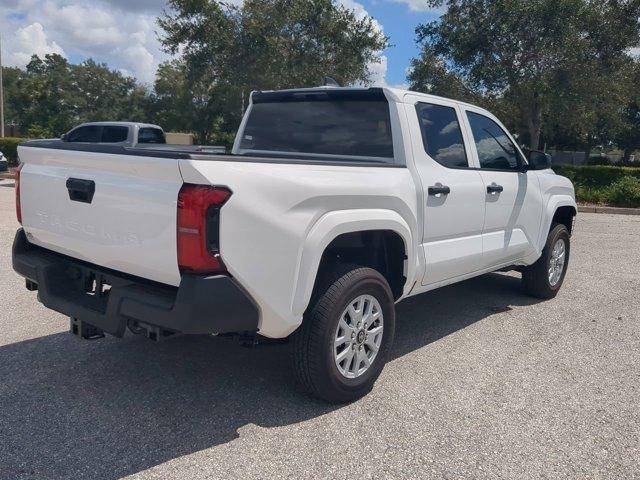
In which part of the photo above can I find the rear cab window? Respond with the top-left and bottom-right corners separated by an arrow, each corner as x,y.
237,89 -> 396,165
138,128 -> 166,144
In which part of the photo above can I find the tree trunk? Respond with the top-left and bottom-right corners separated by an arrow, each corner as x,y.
527,94 -> 542,150
197,129 -> 209,145
527,119 -> 541,150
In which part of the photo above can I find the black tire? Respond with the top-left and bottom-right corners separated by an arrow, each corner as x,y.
522,223 -> 570,299
291,265 -> 396,403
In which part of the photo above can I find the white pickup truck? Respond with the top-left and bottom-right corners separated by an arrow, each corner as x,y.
59,121 -> 226,154
13,87 -> 576,403
61,121 -> 168,146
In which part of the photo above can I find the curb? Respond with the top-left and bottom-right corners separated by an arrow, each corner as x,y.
578,205 -> 640,216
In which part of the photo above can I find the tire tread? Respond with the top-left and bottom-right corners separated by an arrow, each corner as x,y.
291,264 -> 391,402
522,223 -> 570,299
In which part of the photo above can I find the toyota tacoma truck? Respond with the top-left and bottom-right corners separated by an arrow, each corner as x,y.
12,87 -> 576,403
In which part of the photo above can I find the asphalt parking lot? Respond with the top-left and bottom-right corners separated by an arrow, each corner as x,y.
0,182 -> 638,479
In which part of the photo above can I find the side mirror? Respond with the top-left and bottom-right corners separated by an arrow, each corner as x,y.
526,150 -> 552,170
60,134 -> 68,142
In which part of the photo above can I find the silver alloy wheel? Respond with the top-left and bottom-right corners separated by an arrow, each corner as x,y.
548,238 -> 567,287
334,294 -> 384,379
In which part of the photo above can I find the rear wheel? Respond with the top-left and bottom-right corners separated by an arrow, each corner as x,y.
291,265 -> 395,403
522,223 -> 570,299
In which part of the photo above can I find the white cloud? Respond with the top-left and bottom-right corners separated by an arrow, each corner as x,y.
368,55 -> 389,86
440,120 -> 459,135
0,0 -> 389,85
338,0 -> 389,85
630,47 -> 640,58
41,2 -> 125,47
5,22 -> 66,66
118,43 -> 157,83
0,0 -> 167,84
390,0 -> 441,12
434,143 -> 465,164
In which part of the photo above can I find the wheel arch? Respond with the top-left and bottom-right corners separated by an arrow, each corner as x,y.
538,196 -> 577,251
552,205 -> 577,235
291,209 -> 415,319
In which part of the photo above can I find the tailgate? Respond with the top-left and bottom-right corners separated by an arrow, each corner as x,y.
18,145 -> 183,286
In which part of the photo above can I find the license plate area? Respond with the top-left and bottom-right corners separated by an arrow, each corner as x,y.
83,272 -> 112,298
47,264 -> 116,315
77,270 -> 111,313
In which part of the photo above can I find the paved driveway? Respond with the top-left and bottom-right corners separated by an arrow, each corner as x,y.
0,184 -> 638,479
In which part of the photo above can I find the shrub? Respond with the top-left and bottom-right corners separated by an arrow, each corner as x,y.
27,125 -> 54,139
586,156 -> 612,166
552,166 -> 640,206
605,176 -> 640,208
574,185 -> 605,204
553,165 -> 640,189
0,137 -> 25,166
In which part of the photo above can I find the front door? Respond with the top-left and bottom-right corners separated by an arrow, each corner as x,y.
461,108 -> 543,268
405,97 -> 486,286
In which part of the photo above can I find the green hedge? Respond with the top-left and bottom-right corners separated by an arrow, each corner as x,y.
553,165 -> 640,188
0,137 -> 24,166
553,165 -> 640,207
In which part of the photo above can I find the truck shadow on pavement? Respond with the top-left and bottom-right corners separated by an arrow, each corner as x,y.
0,272 -> 541,479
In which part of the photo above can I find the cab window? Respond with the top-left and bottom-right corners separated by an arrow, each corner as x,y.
467,112 -> 521,171
101,126 -> 129,143
239,89 -> 394,163
138,128 -> 166,144
67,126 -> 101,143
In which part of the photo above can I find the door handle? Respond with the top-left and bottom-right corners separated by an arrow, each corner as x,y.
487,184 -> 504,194
428,185 -> 451,196
66,178 -> 96,204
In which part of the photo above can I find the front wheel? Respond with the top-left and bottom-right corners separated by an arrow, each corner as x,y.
522,223 -> 571,299
291,266 -> 396,403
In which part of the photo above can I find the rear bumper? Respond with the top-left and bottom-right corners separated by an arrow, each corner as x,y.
12,228 -> 259,337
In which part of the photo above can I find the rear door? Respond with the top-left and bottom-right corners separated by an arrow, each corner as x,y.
18,145 -> 184,286
404,95 -> 486,286
461,108 -> 543,267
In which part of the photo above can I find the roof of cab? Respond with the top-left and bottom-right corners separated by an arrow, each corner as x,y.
72,121 -> 163,130
250,85 -> 480,110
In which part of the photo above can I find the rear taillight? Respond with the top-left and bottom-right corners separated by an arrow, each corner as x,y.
15,163 -> 24,224
177,184 -> 231,274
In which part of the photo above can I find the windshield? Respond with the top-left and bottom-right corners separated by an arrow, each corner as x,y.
238,89 -> 395,164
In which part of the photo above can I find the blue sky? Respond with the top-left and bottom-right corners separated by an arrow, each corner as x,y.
357,0 -> 440,86
0,0 -> 440,87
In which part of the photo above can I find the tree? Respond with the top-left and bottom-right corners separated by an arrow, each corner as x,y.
148,60 -> 237,144
72,59 -> 148,124
158,0 -> 388,142
407,46 -> 478,104
409,0 -> 640,150
614,61 -> 640,161
4,54 -> 151,137
0,67 -> 24,128
20,54 -> 77,135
